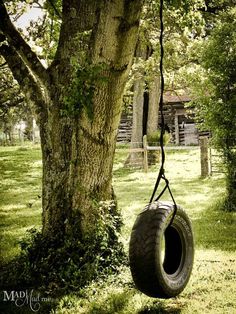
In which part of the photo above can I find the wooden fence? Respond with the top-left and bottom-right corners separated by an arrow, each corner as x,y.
118,135 -> 200,173
117,136 -> 224,177
199,137 -> 226,176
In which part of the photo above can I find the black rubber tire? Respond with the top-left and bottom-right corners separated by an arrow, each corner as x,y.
129,201 -> 194,298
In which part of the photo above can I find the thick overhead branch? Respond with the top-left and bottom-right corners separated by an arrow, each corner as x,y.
0,0 -> 48,84
0,45 -> 45,111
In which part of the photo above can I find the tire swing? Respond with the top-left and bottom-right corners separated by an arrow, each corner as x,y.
129,0 -> 194,299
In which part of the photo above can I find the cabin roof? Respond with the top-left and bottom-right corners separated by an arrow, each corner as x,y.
163,93 -> 191,104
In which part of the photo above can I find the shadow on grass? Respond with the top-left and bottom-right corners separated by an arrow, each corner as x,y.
113,166 -> 143,178
86,290 -> 182,314
0,299 -> 56,314
138,308 -> 181,314
0,261 -> 57,314
138,303 -> 181,314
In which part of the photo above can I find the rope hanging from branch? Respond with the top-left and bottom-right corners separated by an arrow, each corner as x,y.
149,0 -> 177,223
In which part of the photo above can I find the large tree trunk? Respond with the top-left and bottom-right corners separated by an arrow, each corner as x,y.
40,71 -> 128,239
0,0 -> 144,268
41,1 -> 143,240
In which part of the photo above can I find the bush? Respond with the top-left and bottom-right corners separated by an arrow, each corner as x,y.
147,130 -> 170,147
0,202 -> 127,294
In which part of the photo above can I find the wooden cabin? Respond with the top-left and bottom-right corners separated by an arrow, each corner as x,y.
117,93 -> 206,145
162,94 -> 198,145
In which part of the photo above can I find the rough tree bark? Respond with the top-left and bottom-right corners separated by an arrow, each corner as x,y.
0,0 -> 144,244
147,74 -> 160,136
128,74 -> 145,166
127,42 -> 160,167
126,40 -> 146,167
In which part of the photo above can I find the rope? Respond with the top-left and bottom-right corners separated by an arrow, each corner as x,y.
149,0 -> 177,225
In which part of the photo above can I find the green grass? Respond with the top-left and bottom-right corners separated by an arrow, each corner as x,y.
0,145 -> 236,313
114,148 -> 235,252
0,145 -> 42,261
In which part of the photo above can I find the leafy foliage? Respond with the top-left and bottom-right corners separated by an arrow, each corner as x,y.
0,61 -> 31,144
191,8 -> 236,210
147,129 -> 170,146
2,200 -> 126,293
62,63 -> 108,118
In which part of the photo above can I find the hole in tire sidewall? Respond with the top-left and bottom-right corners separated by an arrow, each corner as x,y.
157,211 -> 194,291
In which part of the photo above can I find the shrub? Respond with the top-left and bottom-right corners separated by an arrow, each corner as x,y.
1,201 -> 126,294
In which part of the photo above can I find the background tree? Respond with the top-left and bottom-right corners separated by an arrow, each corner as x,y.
191,8 -> 236,211
127,0 -> 206,167
0,60 -> 27,144
0,0 -> 144,288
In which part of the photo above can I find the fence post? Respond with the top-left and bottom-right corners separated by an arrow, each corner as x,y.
200,136 -> 209,177
174,115 -> 180,145
143,135 -> 148,173
209,146 -> 212,176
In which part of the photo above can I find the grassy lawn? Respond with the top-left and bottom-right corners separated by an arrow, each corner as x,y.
0,145 -> 235,313
0,145 -> 42,262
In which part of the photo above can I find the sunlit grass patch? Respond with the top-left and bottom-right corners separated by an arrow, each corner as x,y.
0,204 -> 26,212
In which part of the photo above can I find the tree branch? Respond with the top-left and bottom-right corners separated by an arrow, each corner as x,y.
0,45 -> 46,111
0,0 -> 48,84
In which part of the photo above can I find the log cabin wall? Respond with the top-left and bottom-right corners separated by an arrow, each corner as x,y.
117,93 -> 208,145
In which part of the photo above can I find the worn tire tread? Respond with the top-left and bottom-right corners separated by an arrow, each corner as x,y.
129,201 -> 194,298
